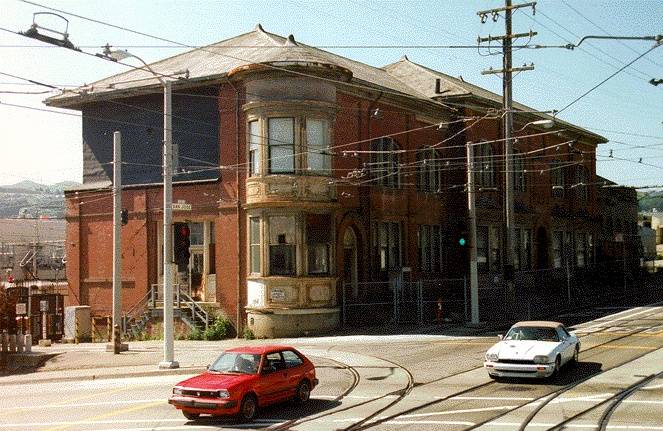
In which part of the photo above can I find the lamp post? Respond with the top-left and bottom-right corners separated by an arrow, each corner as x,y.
101,46 -> 179,369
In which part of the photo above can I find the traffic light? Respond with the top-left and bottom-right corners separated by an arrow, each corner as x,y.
121,208 -> 128,226
174,223 -> 191,272
458,230 -> 468,247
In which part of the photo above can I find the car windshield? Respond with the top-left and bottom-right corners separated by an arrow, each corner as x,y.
209,352 -> 261,374
505,326 -> 559,342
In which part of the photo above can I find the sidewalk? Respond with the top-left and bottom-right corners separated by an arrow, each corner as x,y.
0,319 -> 505,386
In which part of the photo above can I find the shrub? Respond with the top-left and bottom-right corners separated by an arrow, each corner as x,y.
187,327 -> 204,341
243,327 -> 255,340
203,317 -> 232,341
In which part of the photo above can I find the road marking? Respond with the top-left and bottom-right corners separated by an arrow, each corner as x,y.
0,418 -> 283,429
577,306 -> 663,332
487,422 -> 663,429
399,405 -> 518,418
41,400 -> 164,431
445,396 -> 535,401
0,399 -> 164,410
592,344 -> 658,350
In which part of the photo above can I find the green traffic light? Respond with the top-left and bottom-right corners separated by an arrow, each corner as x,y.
458,238 -> 466,246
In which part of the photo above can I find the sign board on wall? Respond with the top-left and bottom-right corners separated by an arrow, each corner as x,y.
15,303 -> 27,315
270,288 -> 287,302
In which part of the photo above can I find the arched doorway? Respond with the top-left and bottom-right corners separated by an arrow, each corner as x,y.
536,226 -> 549,269
343,228 -> 359,298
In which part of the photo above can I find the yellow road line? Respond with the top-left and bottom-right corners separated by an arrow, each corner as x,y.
591,345 -> 657,350
41,400 -> 164,431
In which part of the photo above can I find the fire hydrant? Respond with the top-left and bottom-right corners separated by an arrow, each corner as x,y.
113,324 -> 121,354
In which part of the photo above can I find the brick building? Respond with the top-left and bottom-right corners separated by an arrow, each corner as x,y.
48,26 -> 609,337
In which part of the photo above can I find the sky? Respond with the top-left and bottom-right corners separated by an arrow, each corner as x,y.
0,0 -> 662,189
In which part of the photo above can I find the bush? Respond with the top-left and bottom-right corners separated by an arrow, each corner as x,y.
187,327 -> 204,341
243,327 -> 255,340
203,317 -> 232,341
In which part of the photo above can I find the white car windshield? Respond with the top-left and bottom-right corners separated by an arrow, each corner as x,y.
209,352 -> 261,374
505,327 -> 559,342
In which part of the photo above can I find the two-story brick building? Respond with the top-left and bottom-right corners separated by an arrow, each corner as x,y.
48,25 -> 607,337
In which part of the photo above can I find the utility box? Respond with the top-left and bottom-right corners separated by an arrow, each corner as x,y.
64,306 -> 91,342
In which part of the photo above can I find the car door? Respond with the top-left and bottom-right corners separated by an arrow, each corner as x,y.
555,327 -> 572,364
282,350 -> 306,397
254,352 -> 288,406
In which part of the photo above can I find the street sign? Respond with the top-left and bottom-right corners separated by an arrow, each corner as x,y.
171,202 -> 192,211
16,303 -> 27,315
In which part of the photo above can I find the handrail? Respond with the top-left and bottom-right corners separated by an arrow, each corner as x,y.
122,285 -> 154,333
175,284 -> 210,330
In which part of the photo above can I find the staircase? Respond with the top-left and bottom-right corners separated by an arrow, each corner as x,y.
122,284 -> 210,339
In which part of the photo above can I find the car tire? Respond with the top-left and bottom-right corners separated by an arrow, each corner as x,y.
239,394 -> 258,422
295,380 -> 311,403
550,355 -> 561,380
571,345 -> 579,365
182,411 -> 199,420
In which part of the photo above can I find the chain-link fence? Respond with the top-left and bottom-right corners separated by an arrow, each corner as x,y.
341,259 -> 660,327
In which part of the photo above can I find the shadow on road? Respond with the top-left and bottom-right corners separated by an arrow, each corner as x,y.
183,398 -> 342,428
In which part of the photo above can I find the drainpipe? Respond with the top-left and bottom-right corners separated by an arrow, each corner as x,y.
226,77 -> 242,337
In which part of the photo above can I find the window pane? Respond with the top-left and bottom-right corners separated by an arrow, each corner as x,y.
189,222 -> 204,245
268,118 -> 294,173
307,214 -> 331,275
389,222 -> 400,269
514,228 -> 521,270
269,216 -> 295,275
477,226 -> 489,273
282,350 -> 303,368
490,226 -> 501,270
249,120 -> 261,176
307,119 -> 330,173
249,217 -> 260,274
553,231 -> 563,268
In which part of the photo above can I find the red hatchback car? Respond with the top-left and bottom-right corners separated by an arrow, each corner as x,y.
169,345 -> 317,421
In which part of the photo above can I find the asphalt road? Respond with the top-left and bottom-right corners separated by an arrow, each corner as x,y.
1,305 -> 662,430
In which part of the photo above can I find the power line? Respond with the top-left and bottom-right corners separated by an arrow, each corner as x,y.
556,43 -> 661,115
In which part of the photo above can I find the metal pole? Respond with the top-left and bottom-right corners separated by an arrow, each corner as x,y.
503,0 -> 516,307
112,131 -> 122,349
467,143 -> 480,324
160,81 -> 179,369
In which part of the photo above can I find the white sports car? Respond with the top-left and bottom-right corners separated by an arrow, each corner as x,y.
484,321 -> 580,379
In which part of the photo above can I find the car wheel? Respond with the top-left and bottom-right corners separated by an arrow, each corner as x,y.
295,380 -> 311,403
182,411 -> 199,420
571,345 -> 579,365
239,394 -> 258,422
550,356 -> 561,380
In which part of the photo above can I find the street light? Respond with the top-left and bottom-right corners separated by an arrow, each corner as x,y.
100,45 -> 180,369
515,119 -> 554,133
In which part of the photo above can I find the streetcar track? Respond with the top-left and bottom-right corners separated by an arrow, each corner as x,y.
596,372 -> 661,431
344,306 -> 663,431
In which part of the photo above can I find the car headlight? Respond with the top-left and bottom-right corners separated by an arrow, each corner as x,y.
533,355 -> 550,364
217,390 -> 230,399
172,387 -> 183,395
485,352 -> 499,361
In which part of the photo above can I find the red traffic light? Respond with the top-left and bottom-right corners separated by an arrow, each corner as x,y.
179,225 -> 190,237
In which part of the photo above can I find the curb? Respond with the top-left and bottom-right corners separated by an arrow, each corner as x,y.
1,366 -> 207,386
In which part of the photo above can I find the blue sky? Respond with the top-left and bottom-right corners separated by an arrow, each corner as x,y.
1,0 -> 662,188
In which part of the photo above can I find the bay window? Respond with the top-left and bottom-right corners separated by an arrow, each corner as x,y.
269,216 -> 296,275
306,119 -> 330,174
268,118 -> 295,174
249,120 -> 261,176
307,214 -> 331,275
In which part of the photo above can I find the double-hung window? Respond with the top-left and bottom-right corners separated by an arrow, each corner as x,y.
306,214 -> 331,275
306,119 -> 330,174
419,225 -> 441,272
249,217 -> 261,274
268,216 -> 296,275
417,148 -> 442,193
474,142 -> 495,188
268,118 -> 295,174
375,221 -> 401,271
371,138 -> 401,188
249,120 -> 261,176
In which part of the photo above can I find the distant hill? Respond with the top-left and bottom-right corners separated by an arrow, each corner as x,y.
0,180 -> 81,218
639,191 -> 663,213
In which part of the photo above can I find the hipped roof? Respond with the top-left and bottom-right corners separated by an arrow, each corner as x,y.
46,24 -> 605,143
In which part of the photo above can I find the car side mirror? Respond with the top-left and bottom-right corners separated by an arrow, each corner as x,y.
497,334 -> 503,340
206,364 -> 210,370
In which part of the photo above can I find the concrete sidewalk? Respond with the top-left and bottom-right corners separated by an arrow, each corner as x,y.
0,321 -> 498,385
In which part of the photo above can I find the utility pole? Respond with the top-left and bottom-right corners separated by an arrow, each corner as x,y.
112,131 -> 122,352
478,0 -> 536,312
160,81 -> 179,369
466,142 -> 479,324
